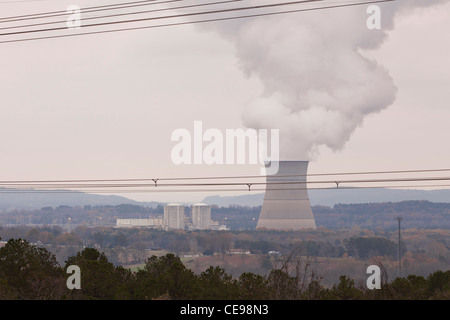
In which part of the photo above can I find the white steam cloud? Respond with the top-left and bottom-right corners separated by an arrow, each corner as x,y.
199,0 -> 448,160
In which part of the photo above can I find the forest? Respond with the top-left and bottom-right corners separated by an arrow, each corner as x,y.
0,200 -> 448,295
0,223 -> 448,289
0,238 -> 448,300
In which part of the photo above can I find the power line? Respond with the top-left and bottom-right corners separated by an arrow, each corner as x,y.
1,167 -> 449,195
1,183 -> 450,194
0,0 -> 177,22
0,0 -> 329,36
0,0 -> 244,31
0,175 -> 449,191
0,167 -> 449,184
0,0 -> 395,44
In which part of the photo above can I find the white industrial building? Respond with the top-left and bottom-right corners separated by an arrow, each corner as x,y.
191,203 -> 211,230
116,203 -> 228,231
116,218 -> 163,228
164,203 -> 185,230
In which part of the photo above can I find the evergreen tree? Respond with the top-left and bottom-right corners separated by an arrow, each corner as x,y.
0,238 -> 65,299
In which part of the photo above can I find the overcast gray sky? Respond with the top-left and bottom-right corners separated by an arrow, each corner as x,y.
1,0 -> 449,203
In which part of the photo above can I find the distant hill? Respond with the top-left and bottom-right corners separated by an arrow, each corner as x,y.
202,188 -> 450,207
1,189 -> 448,229
0,188 -> 158,211
313,200 -> 450,230
2,187 -> 450,212
209,199 -> 450,230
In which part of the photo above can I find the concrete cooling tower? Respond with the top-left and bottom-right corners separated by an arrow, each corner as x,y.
256,161 -> 317,230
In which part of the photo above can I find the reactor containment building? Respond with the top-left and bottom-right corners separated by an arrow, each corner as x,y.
256,161 -> 317,230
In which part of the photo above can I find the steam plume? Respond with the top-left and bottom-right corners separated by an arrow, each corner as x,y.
200,0 -> 448,159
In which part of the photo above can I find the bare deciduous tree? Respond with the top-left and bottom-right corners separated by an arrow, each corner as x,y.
268,243 -> 323,299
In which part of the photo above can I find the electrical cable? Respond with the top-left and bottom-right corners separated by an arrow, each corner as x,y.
0,0 -> 332,37
0,0 -> 395,44
0,0 -> 179,22
1,167 -> 449,184
0,175 -> 450,193
1,183 -> 450,194
0,0 -> 246,31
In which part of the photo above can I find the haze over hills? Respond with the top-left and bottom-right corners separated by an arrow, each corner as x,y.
0,188 -> 449,230
0,188 -> 157,211
1,187 -> 450,211
202,188 -> 450,208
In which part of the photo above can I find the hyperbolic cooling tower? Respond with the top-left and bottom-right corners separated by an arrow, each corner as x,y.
257,161 -> 317,230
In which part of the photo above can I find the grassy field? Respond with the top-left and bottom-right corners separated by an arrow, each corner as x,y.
123,249 -> 171,272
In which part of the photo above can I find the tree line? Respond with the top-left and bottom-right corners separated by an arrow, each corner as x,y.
0,225 -> 406,263
1,200 -> 449,231
0,238 -> 448,300
313,200 -> 450,230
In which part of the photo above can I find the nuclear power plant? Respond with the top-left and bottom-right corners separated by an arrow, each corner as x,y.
164,203 -> 185,230
257,161 -> 317,230
192,203 -> 212,230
